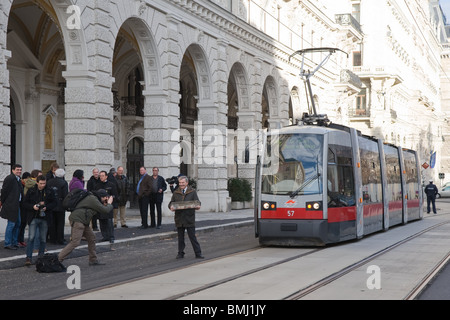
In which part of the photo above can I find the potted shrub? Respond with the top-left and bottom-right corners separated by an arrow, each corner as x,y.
227,178 -> 253,209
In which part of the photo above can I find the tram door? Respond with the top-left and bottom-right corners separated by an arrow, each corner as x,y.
127,137 -> 144,208
402,149 -> 421,221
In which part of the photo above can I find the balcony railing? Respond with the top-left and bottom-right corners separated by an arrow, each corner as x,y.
335,14 -> 362,34
349,107 -> 370,117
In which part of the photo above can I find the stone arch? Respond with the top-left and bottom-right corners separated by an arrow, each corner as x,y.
5,0 -> 76,170
289,86 -> 302,124
227,62 -> 251,178
262,75 -> 279,129
228,62 -> 251,113
185,44 -> 213,103
48,0 -> 90,72
118,17 -> 162,91
8,80 -> 24,123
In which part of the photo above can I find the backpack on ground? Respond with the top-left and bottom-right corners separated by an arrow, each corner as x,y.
63,188 -> 90,211
36,253 -> 67,273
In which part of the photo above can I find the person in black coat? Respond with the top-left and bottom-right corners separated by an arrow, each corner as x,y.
46,168 -> 69,244
23,175 -> 56,265
425,179 -> 439,214
168,176 -> 203,259
0,164 -> 24,250
87,168 -> 100,230
141,167 -> 167,229
94,171 -> 118,243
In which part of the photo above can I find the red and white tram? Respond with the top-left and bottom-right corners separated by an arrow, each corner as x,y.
254,123 -> 422,246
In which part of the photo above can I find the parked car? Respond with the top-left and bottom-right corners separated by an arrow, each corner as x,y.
442,182 -> 450,189
436,186 -> 450,198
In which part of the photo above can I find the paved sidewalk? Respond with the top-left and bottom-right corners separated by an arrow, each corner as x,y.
0,207 -> 254,266
0,208 -> 253,239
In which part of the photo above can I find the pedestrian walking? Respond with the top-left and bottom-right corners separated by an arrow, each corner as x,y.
58,189 -> 113,266
425,179 -> 438,214
0,164 -> 24,250
23,175 -> 57,266
168,176 -> 203,259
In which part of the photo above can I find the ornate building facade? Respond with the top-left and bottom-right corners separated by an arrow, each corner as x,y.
0,0 -> 446,211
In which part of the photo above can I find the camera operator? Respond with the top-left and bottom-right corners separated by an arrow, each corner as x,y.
23,175 -> 56,266
58,189 -> 113,266
167,174 -> 182,193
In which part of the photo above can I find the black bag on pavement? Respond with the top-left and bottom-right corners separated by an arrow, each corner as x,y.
36,253 -> 67,273
63,189 -> 90,211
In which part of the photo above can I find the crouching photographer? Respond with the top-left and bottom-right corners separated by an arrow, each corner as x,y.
58,189 -> 113,266
23,175 -> 56,266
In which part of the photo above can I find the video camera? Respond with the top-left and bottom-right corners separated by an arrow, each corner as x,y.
166,176 -> 178,185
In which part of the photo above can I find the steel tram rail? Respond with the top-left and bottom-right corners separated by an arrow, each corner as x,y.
160,218 -> 450,300
165,219 -> 450,300
284,219 -> 450,300
158,221 -> 450,300
63,215 -> 450,300
164,246 -> 323,300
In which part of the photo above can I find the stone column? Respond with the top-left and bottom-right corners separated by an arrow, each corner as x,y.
196,39 -> 229,212
235,111 -> 260,181
0,48 -> 11,181
63,70 -> 99,178
197,103 -> 229,212
162,14 -> 185,180
142,91 -> 179,179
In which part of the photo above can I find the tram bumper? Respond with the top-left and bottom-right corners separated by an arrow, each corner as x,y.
258,219 -> 328,246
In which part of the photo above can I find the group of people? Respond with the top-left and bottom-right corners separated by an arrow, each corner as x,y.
0,163 -> 204,266
0,163 -> 68,265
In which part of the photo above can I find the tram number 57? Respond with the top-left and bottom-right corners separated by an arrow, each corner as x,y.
287,210 -> 295,217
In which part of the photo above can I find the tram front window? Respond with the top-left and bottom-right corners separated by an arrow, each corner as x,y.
261,133 -> 323,195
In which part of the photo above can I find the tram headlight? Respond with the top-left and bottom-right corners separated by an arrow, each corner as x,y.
261,201 -> 277,210
306,201 -> 322,211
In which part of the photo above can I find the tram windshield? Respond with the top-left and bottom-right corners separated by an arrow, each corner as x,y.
261,133 -> 323,195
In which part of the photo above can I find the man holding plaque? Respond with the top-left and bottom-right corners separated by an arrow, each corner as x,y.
168,176 -> 203,259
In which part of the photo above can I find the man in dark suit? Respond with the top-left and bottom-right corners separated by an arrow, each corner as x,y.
142,167 -> 167,229
0,164 -> 24,250
94,170 -> 118,243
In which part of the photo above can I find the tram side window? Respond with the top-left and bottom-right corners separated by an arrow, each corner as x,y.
327,145 -> 355,207
384,147 -> 402,203
403,151 -> 419,200
359,138 -> 382,204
